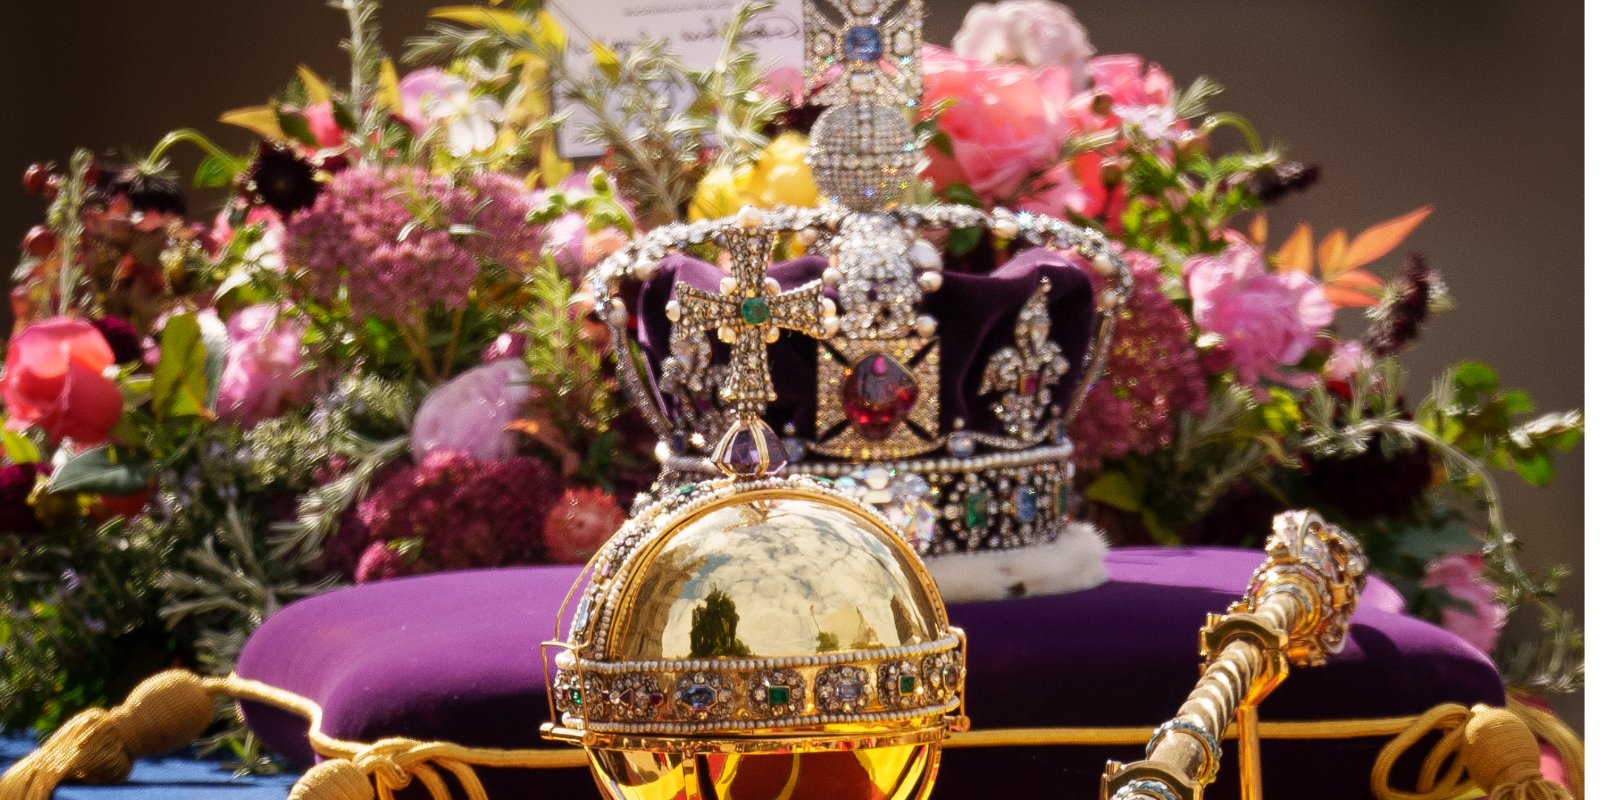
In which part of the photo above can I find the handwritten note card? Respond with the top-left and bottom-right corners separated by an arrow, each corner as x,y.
549,0 -> 805,157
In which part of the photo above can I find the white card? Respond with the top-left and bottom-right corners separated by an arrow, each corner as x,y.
549,0 -> 805,157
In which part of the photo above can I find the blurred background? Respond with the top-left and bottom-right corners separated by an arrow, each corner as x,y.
0,1 -> 1582,725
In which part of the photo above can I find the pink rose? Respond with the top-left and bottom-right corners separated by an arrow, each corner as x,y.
2,318 -> 123,444
922,45 -> 1082,202
216,304 -> 311,427
1015,151 -> 1109,219
410,359 -> 533,462
952,0 -> 1095,89
1089,54 -> 1179,141
1420,552 -> 1508,655
1185,237 -> 1333,387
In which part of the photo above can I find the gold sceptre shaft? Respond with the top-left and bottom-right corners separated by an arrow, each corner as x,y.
1100,511 -> 1368,800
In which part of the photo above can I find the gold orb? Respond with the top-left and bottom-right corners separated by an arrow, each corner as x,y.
543,475 -> 967,800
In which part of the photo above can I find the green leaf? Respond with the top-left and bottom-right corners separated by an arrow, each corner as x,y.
1083,470 -> 1142,512
193,154 -> 241,189
276,109 -> 320,149
1511,450 -> 1554,486
151,314 -> 210,420
1,427 -> 41,464
1498,390 -> 1535,417
946,227 -> 982,257
941,182 -> 984,208
197,311 -> 230,410
1451,361 -> 1499,395
49,446 -> 149,495
213,270 -> 258,306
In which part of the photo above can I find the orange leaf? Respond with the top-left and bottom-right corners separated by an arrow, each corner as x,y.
1247,214 -> 1268,245
1317,229 -> 1349,277
1324,269 -> 1385,309
1343,206 -> 1432,272
1273,223 -> 1314,273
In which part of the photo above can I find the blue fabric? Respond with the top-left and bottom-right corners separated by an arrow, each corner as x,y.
0,736 -> 297,799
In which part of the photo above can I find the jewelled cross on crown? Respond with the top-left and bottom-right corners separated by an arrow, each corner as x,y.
803,0 -> 923,107
665,215 -> 839,475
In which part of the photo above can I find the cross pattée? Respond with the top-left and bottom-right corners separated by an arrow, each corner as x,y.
669,229 -> 833,416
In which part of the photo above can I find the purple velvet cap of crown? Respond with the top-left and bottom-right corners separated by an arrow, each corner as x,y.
236,548 -> 1502,800
634,247 -> 1096,440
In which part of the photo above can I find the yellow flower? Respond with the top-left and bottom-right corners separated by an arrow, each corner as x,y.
689,133 -> 820,221
742,132 -> 819,208
690,164 -> 743,221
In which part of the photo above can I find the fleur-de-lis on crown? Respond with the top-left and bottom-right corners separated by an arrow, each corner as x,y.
980,279 -> 1071,438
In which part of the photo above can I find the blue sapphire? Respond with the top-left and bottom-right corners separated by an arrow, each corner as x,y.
680,685 -> 716,710
843,26 -> 883,61
835,678 -> 864,703
1014,486 -> 1039,523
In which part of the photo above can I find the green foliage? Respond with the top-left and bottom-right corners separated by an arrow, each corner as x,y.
48,446 -> 150,495
555,0 -> 785,223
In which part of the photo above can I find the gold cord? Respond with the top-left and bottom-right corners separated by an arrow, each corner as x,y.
1371,700 -> 1581,800
1,670 -> 1582,800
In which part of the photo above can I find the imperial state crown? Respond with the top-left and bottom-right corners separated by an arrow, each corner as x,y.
587,0 -> 1133,602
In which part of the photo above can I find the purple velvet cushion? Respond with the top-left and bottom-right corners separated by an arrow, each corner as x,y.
237,547 -> 1497,800
633,248 -> 1096,439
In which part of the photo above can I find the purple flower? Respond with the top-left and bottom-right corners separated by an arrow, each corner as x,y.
410,359 -> 534,462
215,304 -> 310,427
1185,236 -> 1333,388
88,316 -> 144,364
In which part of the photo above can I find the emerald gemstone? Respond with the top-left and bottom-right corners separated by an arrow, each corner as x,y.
1055,483 -> 1072,516
676,483 -> 698,496
740,296 -> 771,325
898,674 -> 917,694
569,688 -> 583,706
767,685 -> 791,705
964,490 -> 991,529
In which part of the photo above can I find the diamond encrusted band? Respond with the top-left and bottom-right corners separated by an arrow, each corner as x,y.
552,634 -> 964,733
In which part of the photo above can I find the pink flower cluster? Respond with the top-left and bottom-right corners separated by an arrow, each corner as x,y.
921,0 -> 1180,218
1185,237 -> 1333,388
285,166 -> 539,321
1071,250 -> 1207,469
348,450 -> 559,582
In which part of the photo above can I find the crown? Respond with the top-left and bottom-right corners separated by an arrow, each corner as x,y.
584,0 -> 1131,565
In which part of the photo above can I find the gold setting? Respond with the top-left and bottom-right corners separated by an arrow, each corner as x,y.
813,335 -> 942,459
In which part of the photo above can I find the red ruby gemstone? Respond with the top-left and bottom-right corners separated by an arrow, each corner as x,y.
841,352 -> 919,440
1020,373 -> 1041,395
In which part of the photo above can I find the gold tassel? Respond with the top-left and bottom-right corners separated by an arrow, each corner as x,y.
0,669 -> 216,800
1463,705 -> 1572,800
289,760 -> 376,800
1373,702 -> 1581,800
